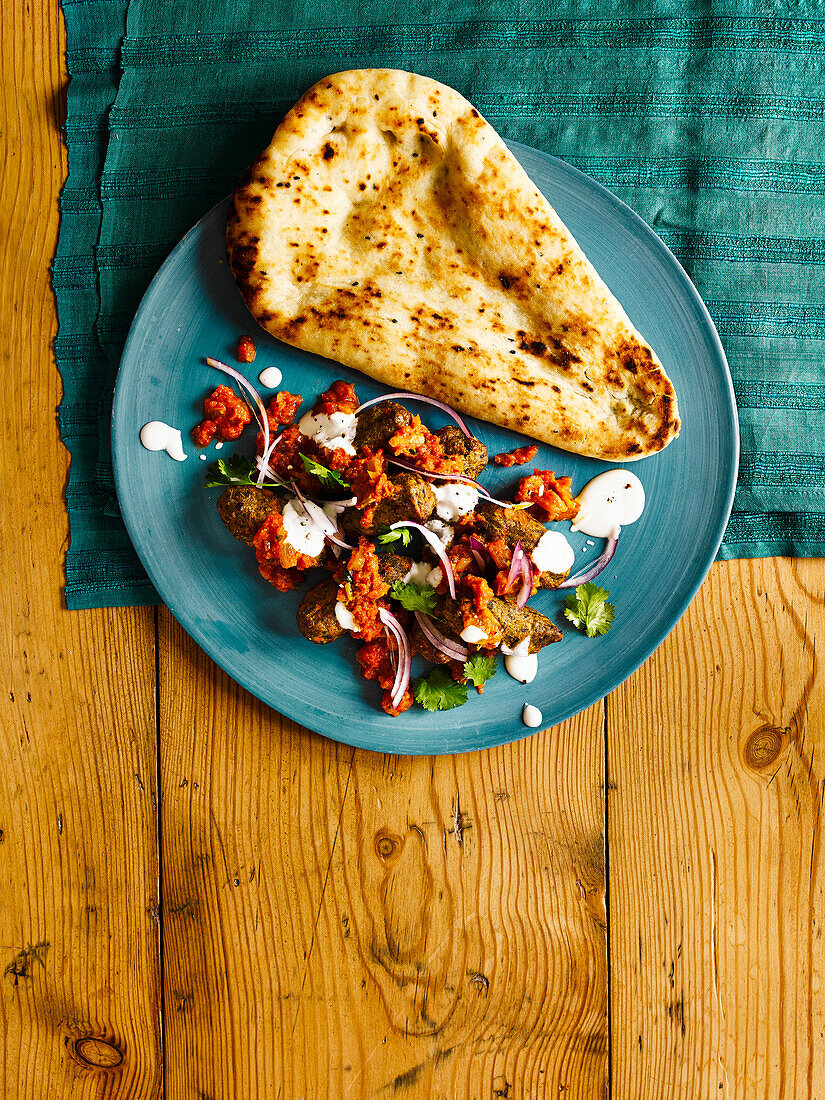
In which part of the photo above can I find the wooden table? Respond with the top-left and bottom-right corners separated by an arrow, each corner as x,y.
3,5 -> 823,1096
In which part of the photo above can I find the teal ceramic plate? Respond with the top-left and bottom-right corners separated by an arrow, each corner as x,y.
112,141 -> 738,754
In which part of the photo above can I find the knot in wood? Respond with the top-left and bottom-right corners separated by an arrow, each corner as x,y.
73,1037 -> 124,1069
742,725 -> 786,771
374,831 -> 402,862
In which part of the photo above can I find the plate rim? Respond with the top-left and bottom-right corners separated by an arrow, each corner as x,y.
112,141 -> 739,754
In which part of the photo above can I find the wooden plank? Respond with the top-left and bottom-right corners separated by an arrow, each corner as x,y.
609,557 -> 825,1097
0,3 -> 162,1097
158,611 -> 607,1097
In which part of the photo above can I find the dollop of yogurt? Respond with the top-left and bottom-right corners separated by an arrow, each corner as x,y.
321,497 -> 356,524
433,482 -> 479,521
501,636 -> 538,684
460,624 -> 488,644
530,530 -> 575,575
425,517 -> 454,548
258,366 -> 283,389
140,421 -> 187,462
404,561 -> 431,586
522,704 -> 543,728
571,470 -> 645,539
298,410 -> 357,455
281,499 -> 328,556
405,560 -> 444,590
335,601 -> 358,632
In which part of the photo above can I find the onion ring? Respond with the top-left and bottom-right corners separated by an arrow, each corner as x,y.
378,608 -> 412,709
557,535 -> 619,589
357,392 -> 472,438
205,357 -> 270,487
413,611 -> 469,662
390,522 -> 457,599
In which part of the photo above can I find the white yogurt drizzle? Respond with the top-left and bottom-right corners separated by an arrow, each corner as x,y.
530,530 -> 575,575
433,482 -> 479,521
298,410 -> 357,455
522,704 -> 543,728
335,601 -> 358,632
281,498 -> 328,556
500,636 -> 537,684
258,366 -> 283,389
571,469 -> 645,539
424,517 -> 454,548
140,421 -> 187,462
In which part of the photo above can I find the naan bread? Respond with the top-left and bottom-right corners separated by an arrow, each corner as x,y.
227,69 -> 680,461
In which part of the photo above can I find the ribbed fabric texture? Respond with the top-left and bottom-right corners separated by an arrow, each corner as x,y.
56,0 -> 825,608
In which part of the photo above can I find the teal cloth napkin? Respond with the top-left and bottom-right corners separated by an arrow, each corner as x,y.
57,0 -> 825,609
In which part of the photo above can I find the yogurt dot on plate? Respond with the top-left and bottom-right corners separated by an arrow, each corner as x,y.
258,366 -> 283,389
571,470 -> 645,539
139,421 -> 187,462
522,704 -> 543,728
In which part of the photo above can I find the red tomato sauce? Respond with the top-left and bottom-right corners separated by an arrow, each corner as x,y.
192,385 -> 252,447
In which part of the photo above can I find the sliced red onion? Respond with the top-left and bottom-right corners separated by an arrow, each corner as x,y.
289,481 -> 354,551
253,435 -> 292,488
506,542 -> 525,591
378,608 -> 411,709
516,556 -> 534,609
467,536 -> 489,571
206,357 -> 270,479
557,535 -> 619,589
413,611 -> 469,662
390,521 -> 456,599
254,431 -> 283,487
357,391 -> 472,438
252,455 -> 290,489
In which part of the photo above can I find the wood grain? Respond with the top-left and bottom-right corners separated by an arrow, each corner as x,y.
610,556 -> 825,1098
157,612 -> 607,1098
8,1 -> 825,1096
0,3 -> 162,1098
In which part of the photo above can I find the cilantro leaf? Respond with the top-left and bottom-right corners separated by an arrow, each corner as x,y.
564,582 -> 615,637
389,580 -> 438,615
377,527 -> 413,548
463,653 -> 498,689
299,453 -> 350,490
414,667 -> 468,712
204,453 -> 286,489
204,454 -> 258,487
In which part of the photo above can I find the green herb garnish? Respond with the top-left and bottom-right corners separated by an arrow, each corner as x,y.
389,580 -> 438,615
463,653 -> 498,689
377,527 -> 413,548
205,454 -> 283,488
564,582 -> 615,637
414,667 -> 469,712
299,453 -> 350,490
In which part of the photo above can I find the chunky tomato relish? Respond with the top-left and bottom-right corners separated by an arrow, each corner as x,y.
515,469 -> 580,522
388,415 -> 463,475
236,335 -> 256,363
314,380 -> 359,415
356,639 -> 414,715
493,445 -> 538,467
337,538 -> 390,642
192,385 -> 252,447
253,510 -> 318,577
